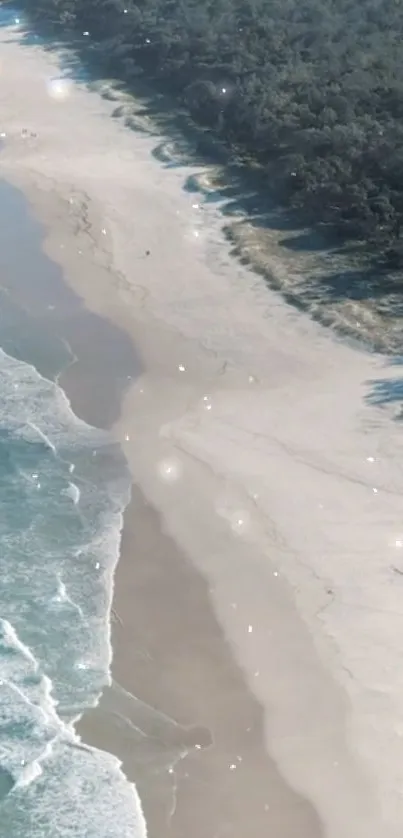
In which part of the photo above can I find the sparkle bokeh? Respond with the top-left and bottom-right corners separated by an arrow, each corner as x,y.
47,78 -> 71,101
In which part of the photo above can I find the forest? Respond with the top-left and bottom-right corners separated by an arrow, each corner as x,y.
12,0 -> 403,268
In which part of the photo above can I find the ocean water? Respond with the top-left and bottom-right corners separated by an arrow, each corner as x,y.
0,351 -> 146,837
0,187 -> 145,834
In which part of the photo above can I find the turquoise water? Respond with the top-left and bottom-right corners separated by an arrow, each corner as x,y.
0,182 -> 145,836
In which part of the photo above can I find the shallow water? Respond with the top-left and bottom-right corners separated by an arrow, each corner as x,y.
0,181 -> 145,836
0,179 -> 140,425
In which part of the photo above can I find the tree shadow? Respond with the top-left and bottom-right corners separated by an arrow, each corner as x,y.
366,358 -> 403,415
0,5 -> 22,27
279,230 -> 340,253
366,377 -> 403,409
0,12 -> 308,228
306,267 -> 387,303
4,6 -> 403,355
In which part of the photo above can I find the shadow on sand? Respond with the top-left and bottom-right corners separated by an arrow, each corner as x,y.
366,357 -> 403,416
2,5 -> 403,357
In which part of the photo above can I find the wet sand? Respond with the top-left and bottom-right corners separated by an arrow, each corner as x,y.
0,176 -> 325,837
0,153 -> 324,838
0,179 -> 140,425
79,488 -> 324,838
0,88 -> 324,838
2,14 -> 403,838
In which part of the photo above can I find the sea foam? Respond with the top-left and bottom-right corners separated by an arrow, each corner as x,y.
0,347 -> 144,837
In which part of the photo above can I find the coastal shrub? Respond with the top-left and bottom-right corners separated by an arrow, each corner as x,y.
12,0 -> 403,275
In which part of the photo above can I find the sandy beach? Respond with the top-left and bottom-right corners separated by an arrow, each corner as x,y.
2,13 -> 403,838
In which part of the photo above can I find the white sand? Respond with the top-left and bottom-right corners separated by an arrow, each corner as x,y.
1,16 -> 403,837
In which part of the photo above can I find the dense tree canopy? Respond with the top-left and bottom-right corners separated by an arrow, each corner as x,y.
14,0 -> 403,266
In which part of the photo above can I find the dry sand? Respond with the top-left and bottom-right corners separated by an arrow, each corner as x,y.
1,15 -> 403,838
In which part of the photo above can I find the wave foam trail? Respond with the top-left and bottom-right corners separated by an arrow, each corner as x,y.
0,619 -> 38,670
26,421 -> 57,454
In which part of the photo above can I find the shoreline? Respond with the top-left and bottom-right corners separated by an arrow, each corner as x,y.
7,6 -> 403,355
20,146 -> 326,838
4,10 -> 403,354
5,159 -> 327,838
0,35 -> 327,838
1,18 -> 403,838
77,488 -> 324,838
1,167 -> 327,837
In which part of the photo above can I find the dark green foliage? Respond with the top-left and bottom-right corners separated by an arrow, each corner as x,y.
14,0 -> 403,265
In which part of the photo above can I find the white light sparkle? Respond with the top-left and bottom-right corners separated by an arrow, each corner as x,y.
158,458 -> 182,483
229,510 -> 250,535
47,78 -> 71,101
